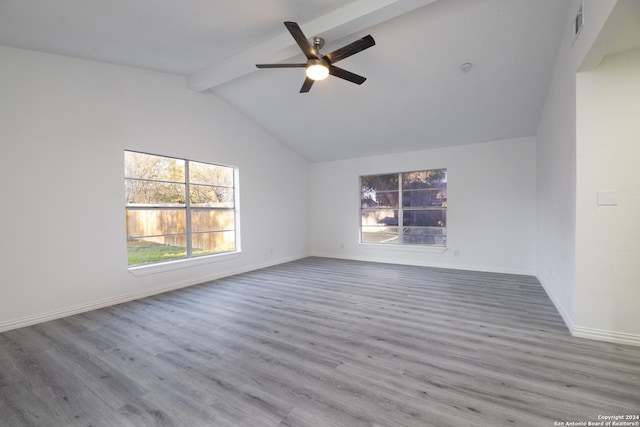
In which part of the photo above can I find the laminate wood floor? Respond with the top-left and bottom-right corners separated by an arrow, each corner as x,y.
1,257 -> 639,426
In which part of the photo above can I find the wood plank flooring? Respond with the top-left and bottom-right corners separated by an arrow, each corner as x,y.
1,257 -> 639,426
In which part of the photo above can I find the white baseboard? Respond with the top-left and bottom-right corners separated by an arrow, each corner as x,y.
310,252 -> 536,276
535,275 -> 640,347
0,254 -> 306,334
572,326 -> 640,347
536,274 -> 575,334
6,254 -> 638,348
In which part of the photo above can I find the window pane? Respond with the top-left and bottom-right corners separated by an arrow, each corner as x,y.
126,209 -> 186,238
190,185 -> 234,207
191,209 -> 235,232
126,179 -> 186,206
361,226 -> 399,244
403,227 -> 447,245
403,209 -> 446,227
124,151 -> 185,182
361,173 -> 398,192
402,189 -> 447,208
361,191 -> 399,208
361,209 -> 398,226
127,235 -> 187,266
403,169 -> 447,189
192,231 -> 236,255
189,161 -> 234,187
361,174 -> 399,208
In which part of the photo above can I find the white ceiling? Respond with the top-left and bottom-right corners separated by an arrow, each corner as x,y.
607,5 -> 640,57
0,0 -> 577,162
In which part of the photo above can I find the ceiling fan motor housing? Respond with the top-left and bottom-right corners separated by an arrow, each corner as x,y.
312,37 -> 325,52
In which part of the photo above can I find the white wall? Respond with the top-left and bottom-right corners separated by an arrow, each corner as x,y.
535,0 -> 583,326
310,137 -> 537,275
575,48 -> 640,341
535,0 -> 618,327
0,46 -> 310,331
537,0 -> 640,345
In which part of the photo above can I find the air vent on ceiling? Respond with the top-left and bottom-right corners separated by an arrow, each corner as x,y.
574,2 -> 584,42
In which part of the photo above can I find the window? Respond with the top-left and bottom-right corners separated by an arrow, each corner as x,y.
125,150 -> 238,267
360,169 -> 447,246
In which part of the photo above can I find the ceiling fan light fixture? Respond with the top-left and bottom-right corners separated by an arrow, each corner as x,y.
306,59 -> 329,80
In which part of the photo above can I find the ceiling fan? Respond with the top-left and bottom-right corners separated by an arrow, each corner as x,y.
256,21 -> 375,93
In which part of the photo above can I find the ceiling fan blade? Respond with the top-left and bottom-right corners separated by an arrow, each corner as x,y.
256,63 -> 307,68
324,35 -> 375,64
300,77 -> 314,93
284,21 -> 317,59
329,66 -> 367,85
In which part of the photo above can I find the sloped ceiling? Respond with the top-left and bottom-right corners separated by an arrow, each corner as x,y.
0,0 -> 573,162
607,3 -> 640,57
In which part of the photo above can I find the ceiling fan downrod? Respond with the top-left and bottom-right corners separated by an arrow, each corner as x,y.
312,37 -> 325,53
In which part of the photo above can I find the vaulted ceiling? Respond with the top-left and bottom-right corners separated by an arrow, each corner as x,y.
0,0 -> 577,162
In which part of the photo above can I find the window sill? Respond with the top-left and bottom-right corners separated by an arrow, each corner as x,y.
128,251 -> 241,276
359,243 -> 447,254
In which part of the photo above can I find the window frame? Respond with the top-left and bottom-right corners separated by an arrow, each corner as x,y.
125,150 -> 240,271
359,169 -> 447,247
